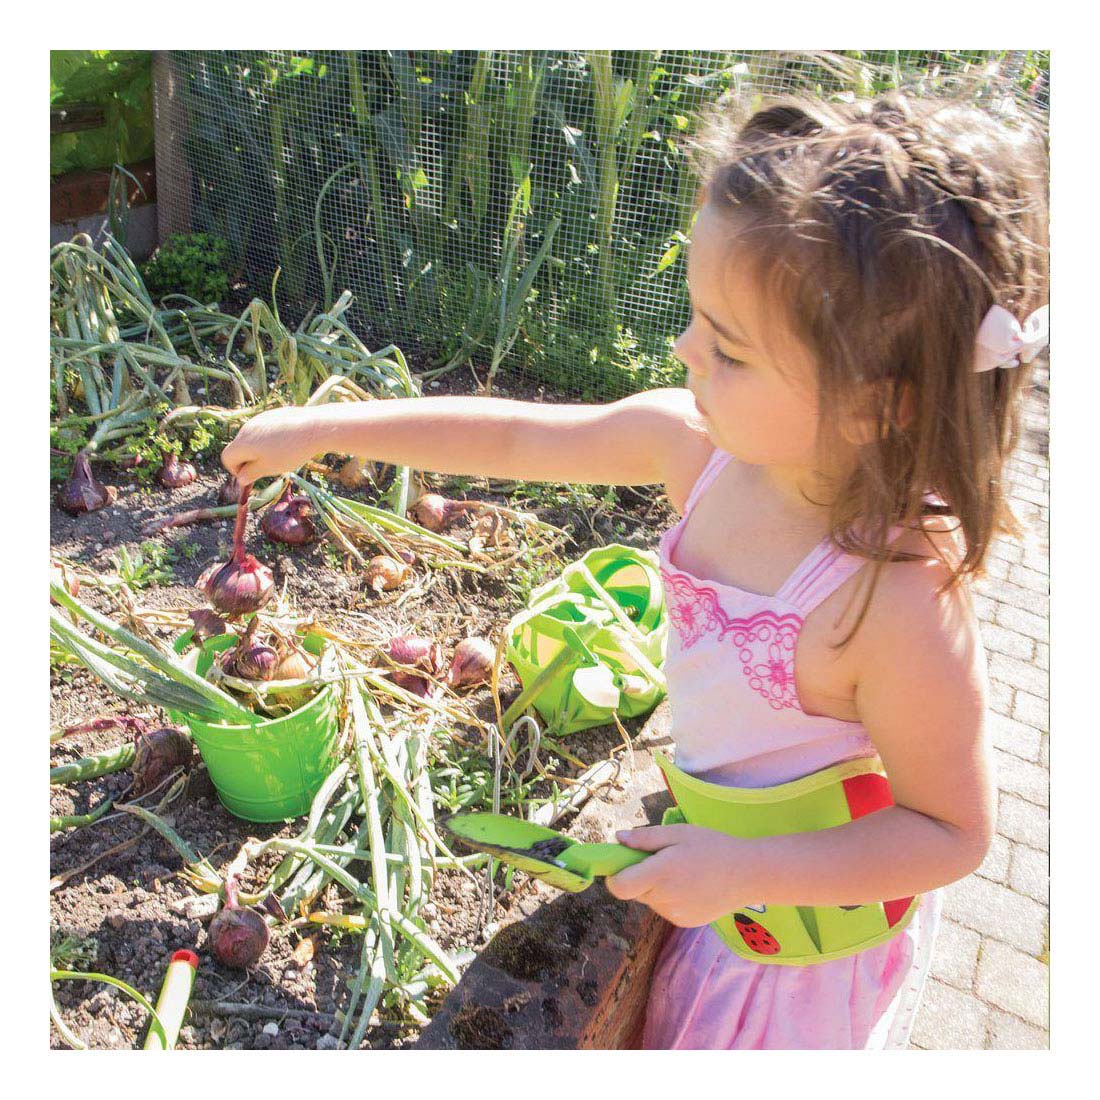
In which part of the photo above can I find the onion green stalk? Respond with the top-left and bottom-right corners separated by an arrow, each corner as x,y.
50,585 -> 255,724
50,742 -> 137,785
51,970 -> 168,1051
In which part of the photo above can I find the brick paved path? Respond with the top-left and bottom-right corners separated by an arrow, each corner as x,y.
910,368 -> 1050,1049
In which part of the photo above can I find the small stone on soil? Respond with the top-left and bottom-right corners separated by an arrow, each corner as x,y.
317,1034 -> 339,1050
262,1022 -> 279,1037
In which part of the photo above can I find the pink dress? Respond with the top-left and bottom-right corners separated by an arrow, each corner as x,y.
643,446 -> 942,1050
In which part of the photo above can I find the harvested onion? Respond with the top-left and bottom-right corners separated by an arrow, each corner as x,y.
199,486 -> 274,616
384,635 -> 445,697
158,453 -> 197,489
218,475 -> 242,505
221,618 -> 279,681
366,553 -> 412,594
412,493 -> 486,533
131,725 -> 194,797
445,637 -> 495,689
261,485 -> 318,546
57,451 -> 115,515
208,874 -> 269,970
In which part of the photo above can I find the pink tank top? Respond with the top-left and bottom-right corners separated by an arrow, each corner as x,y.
658,447 -> 903,788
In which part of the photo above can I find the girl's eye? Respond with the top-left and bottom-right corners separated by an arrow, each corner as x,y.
711,343 -> 744,368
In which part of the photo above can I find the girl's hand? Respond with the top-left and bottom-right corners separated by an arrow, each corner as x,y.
605,825 -> 747,928
221,406 -> 320,485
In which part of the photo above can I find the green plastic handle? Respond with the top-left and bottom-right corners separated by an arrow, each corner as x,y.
560,842 -> 649,879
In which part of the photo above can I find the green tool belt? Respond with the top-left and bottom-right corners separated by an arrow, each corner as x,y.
656,753 -> 919,966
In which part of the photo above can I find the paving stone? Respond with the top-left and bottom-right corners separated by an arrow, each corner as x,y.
988,540 -> 1023,565
980,622 -> 1036,662
994,603 -> 1047,644
1012,690 -> 1048,732
994,749 -> 1049,807
1021,547 -> 1049,575
929,919 -> 981,990
984,556 -> 1013,581
975,938 -> 1049,1028
971,592 -> 996,622
1008,564 -> 1049,594
997,793 -> 1048,852
988,712 -> 1041,762
987,1009 -> 1048,1050
988,678 -> 1015,718
1035,642 -> 1048,670
988,652 -> 1049,701
941,875 -> 1047,955
1008,844 -> 1049,904
975,833 -> 1012,884
1011,484 -> 1048,509
1039,734 -> 1048,768
976,578 -> 1048,618
910,979 -> 989,1049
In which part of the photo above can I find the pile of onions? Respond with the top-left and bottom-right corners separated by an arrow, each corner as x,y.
219,617 -> 317,684
158,452 -> 197,489
57,451 -> 116,515
207,873 -> 269,970
198,485 -> 274,616
261,485 -> 318,546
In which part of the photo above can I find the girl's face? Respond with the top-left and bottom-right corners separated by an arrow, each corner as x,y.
676,202 -> 824,470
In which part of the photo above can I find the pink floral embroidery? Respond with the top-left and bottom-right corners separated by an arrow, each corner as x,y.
660,566 -> 804,711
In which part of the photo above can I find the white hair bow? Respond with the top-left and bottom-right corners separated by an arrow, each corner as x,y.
974,305 -> 1050,373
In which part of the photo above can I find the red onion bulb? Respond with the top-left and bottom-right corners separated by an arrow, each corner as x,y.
57,451 -> 116,515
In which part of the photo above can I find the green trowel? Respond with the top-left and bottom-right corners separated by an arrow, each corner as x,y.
442,813 -> 649,893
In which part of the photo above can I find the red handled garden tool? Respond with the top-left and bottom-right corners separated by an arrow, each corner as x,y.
441,812 -> 648,893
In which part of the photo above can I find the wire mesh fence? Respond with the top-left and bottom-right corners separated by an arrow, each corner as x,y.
155,50 -> 1049,400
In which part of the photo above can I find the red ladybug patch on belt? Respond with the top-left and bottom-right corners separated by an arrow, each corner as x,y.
734,913 -> 781,955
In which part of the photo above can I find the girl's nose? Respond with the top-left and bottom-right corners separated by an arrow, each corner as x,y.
674,327 -> 708,379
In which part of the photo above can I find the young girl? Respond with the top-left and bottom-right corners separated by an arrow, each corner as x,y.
221,93 -> 1049,1050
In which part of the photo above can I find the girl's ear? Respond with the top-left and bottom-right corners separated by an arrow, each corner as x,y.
839,381 -> 916,445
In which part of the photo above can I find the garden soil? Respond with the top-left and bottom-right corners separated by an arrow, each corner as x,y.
49,368 -> 678,1049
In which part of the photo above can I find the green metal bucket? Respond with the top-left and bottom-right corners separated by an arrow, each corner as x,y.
171,630 -> 341,822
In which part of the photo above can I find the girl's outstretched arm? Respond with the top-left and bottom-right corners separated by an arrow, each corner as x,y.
609,555 -> 995,922
221,387 -> 706,489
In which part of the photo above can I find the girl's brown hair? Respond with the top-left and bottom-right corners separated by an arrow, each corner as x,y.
692,93 -> 1049,641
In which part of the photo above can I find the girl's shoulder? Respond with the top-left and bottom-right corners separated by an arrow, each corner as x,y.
846,514 -> 981,679
653,391 -> 714,514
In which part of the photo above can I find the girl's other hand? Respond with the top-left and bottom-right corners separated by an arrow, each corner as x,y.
605,824 -> 748,928
221,406 -> 319,486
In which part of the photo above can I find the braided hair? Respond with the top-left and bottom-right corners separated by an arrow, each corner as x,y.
687,93 -> 1048,643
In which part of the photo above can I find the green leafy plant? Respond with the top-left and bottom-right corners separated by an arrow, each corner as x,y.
50,932 -> 99,972
112,541 -> 177,590
50,51 -> 153,176
141,233 -> 234,306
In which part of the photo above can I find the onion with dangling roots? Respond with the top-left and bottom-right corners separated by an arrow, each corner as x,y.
411,493 -> 487,532
445,637 -> 496,690
198,486 -> 274,616
207,873 -> 269,970
365,550 -> 414,594
383,635 -> 445,698
57,451 -> 116,515
158,452 -> 197,489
